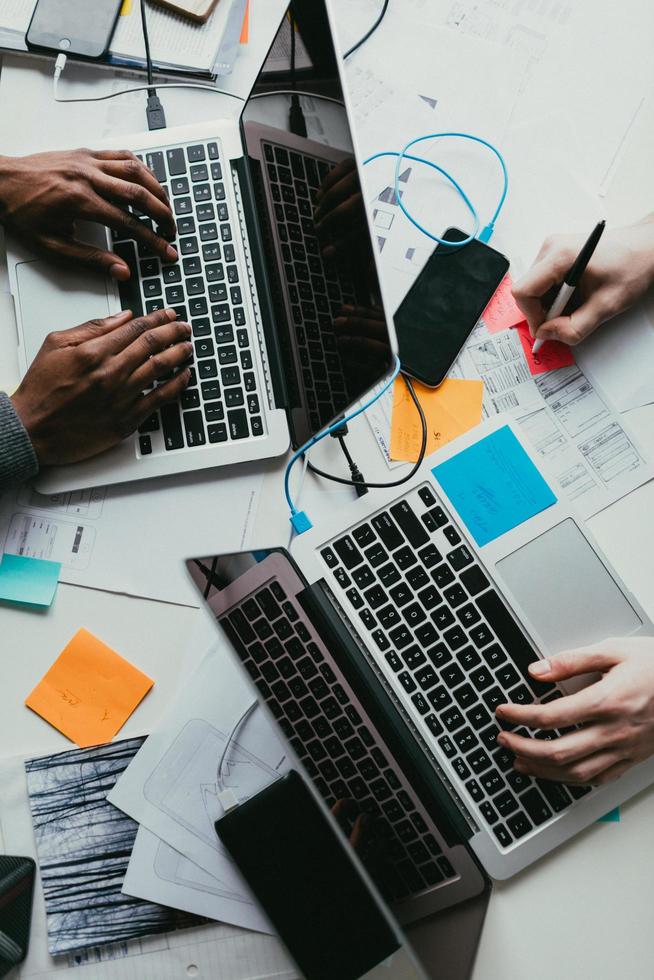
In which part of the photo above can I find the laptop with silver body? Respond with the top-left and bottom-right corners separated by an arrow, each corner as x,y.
187,417 -> 654,912
7,0 -> 395,492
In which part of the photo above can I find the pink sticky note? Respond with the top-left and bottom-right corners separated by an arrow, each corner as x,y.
481,275 -> 525,334
516,321 -> 575,376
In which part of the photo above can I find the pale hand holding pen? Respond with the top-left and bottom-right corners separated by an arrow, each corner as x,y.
512,216 -> 654,350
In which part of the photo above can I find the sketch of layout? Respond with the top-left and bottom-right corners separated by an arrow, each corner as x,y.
109,650 -> 290,933
144,717 -> 283,854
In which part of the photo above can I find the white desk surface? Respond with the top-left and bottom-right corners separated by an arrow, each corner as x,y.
2,1 -> 654,978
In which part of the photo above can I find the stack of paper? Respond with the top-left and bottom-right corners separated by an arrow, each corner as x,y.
108,644 -> 290,934
0,0 -> 249,77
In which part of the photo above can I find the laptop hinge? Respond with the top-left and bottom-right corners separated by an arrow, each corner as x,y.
232,156 -> 289,412
298,580 -> 478,846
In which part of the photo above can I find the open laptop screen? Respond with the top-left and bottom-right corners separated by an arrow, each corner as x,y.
240,0 -> 395,446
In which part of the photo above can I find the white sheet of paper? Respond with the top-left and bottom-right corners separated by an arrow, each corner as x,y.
108,647 -> 290,933
0,751 -> 296,980
0,464 -> 264,607
124,826 -> 270,931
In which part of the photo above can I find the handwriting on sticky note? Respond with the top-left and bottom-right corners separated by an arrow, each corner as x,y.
0,553 -> 60,608
482,275 -> 525,334
25,628 -> 153,748
516,321 -> 575,375
390,378 -> 484,463
432,425 -> 557,547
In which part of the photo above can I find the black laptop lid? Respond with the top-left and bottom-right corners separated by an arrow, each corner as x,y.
239,0 -> 395,447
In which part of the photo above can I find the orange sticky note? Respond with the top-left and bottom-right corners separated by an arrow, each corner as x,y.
240,0 -> 250,43
482,274 -> 524,334
390,377 -> 484,463
25,629 -> 154,748
516,321 -> 575,376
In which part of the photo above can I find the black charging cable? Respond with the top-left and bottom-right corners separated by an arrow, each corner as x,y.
288,11 -> 308,137
140,0 -> 167,130
306,373 -> 428,492
343,0 -> 390,59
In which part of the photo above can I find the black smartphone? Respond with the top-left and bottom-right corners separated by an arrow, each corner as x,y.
394,227 -> 510,387
26,0 -> 122,58
215,771 -> 401,980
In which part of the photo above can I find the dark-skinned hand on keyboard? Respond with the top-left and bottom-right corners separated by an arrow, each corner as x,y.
0,148 -> 177,279
11,308 -> 192,466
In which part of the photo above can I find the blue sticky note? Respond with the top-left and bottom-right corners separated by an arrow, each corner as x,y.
0,553 -> 61,608
598,807 -> 621,823
432,426 -> 557,547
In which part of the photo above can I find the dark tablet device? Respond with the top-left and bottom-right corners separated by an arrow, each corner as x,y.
215,771 -> 401,980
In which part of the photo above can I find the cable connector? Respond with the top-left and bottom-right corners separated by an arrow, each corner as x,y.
146,93 -> 167,131
478,223 -> 494,243
350,464 -> 368,497
289,94 -> 308,138
290,510 -> 313,535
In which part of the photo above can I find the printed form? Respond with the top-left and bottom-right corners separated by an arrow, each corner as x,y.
365,321 -> 651,521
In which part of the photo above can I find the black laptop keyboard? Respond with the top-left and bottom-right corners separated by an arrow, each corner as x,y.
261,140 -> 355,433
113,139 -> 265,456
220,580 -> 458,903
320,484 -> 592,850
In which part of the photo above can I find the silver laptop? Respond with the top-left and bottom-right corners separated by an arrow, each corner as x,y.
7,0 -> 395,493
186,416 -> 654,926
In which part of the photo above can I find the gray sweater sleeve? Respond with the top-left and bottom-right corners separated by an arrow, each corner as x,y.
0,392 -> 38,490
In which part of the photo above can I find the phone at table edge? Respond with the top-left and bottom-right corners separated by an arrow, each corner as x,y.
149,0 -> 220,23
394,227 -> 510,388
26,0 -> 122,59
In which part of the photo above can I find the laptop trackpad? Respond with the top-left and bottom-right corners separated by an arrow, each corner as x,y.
496,519 -> 641,653
16,259 -> 114,367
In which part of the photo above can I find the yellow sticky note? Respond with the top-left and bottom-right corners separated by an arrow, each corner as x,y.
25,629 -> 153,748
120,0 -> 132,15
390,378 -> 484,463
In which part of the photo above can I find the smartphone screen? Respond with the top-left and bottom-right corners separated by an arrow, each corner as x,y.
26,0 -> 122,58
394,227 -> 510,387
216,771 -> 401,980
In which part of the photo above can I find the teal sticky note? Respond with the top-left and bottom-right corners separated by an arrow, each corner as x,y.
432,426 -> 557,547
0,553 -> 61,607
598,807 -> 621,822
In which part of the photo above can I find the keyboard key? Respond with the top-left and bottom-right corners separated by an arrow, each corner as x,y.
447,546 -> 474,571
187,144 -> 206,163
333,536 -> 363,570
464,779 -> 483,804
166,147 -> 187,175
418,486 -> 437,507
459,565 -> 490,596
390,501 -> 429,547
479,801 -> 498,825
519,788 -> 552,825
160,403 -> 184,450
183,410 -> 205,447
199,360 -> 218,380
372,512 -> 404,550
536,779 -> 571,813
468,748 -> 492,774
378,563 -> 401,587
146,150 -> 166,181
228,409 -> 249,439
139,434 -> 152,455
425,714 -> 443,737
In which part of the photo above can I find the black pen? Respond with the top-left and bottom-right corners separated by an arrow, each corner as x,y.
532,219 -> 606,353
